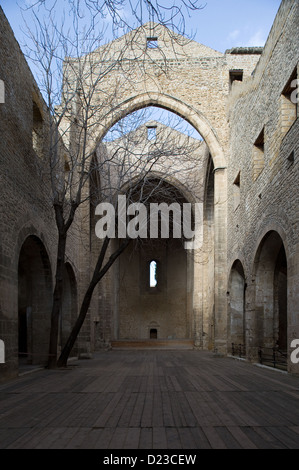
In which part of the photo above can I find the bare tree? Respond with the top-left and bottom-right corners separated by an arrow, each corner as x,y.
57,113 -> 205,367
24,0 -> 204,38
19,0 -> 205,368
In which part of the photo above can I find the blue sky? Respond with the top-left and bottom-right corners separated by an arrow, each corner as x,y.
1,0 -> 281,53
0,0 -> 282,139
190,0 -> 282,52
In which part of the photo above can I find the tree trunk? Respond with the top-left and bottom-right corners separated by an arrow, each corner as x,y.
57,282 -> 97,367
48,228 -> 67,368
57,237 -> 130,367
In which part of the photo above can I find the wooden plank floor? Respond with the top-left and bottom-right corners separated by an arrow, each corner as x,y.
1,350 -> 299,449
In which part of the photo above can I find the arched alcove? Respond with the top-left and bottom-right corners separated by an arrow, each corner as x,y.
18,235 -> 52,366
116,177 -> 193,341
254,231 -> 288,351
90,97 -> 227,353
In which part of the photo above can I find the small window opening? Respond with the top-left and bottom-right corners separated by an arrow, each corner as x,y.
147,125 -> 157,141
229,70 -> 243,89
147,37 -> 158,49
32,101 -> 43,157
282,68 -> 298,102
255,127 -> 265,150
150,328 -> 157,339
252,127 -> 265,181
64,160 -> 70,172
150,260 -> 157,287
233,171 -> 241,210
288,150 -> 295,164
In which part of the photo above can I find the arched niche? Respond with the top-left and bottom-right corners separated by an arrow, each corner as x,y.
18,235 -> 52,366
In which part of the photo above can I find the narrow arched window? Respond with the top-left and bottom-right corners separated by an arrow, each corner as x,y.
150,260 -> 157,288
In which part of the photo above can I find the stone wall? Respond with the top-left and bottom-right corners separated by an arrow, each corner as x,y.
1,0 -> 298,381
227,0 -> 299,372
61,21 -> 262,355
0,7 -> 81,381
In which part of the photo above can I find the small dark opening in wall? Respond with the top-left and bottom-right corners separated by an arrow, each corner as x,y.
32,101 -> 44,157
147,125 -> 157,141
147,37 -> 158,49
229,70 -> 243,89
150,329 -> 157,339
64,160 -> 70,172
255,127 -> 265,151
233,171 -> 241,210
288,150 -> 295,163
234,171 -> 240,187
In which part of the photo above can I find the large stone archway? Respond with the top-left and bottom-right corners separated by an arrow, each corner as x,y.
96,92 -> 226,169
112,177 -> 194,344
90,94 -> 228,353
61,23 -> 234,354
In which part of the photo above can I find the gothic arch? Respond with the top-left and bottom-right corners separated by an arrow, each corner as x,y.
93,92 -> 228,353
120,170 -> 197,205
96,92 -> 226,168
252,230 -> 288,351
18,235 -> 53,366
114,177 -> 194,342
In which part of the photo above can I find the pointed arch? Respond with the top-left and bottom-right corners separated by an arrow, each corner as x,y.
253,231 -> 288,351
18,235 -> 53,366
95,92 -> 226,169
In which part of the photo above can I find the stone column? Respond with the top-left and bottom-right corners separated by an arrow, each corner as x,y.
191,247 -> 204,348
213,167 -> 228,355
244,280 -> 259,362
288,244 -> 299,375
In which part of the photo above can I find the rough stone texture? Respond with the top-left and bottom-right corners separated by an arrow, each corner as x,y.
59,21 -> 262,357
227,0 -> 299,373
0,9 -> 81,381
99,123 -> 207,342
0,0 -> 298,382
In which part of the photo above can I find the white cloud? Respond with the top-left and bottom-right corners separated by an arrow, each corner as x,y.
247,30 -> 266,47
228,29 -> 240,41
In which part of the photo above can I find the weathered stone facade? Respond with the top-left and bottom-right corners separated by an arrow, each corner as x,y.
226,0 -> 299,373
0,0 -> 298,381
0,9 -> 82,380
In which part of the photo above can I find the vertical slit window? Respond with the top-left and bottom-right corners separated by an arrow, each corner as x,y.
147,37 -> 158,49
233,171 -> 241,210
252,127 -> 265,181
32,101 -> 44,157
150,260 -> 157,288
229,70 -> 243,90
